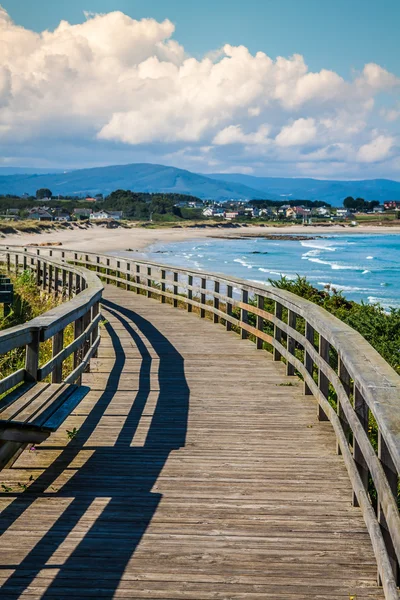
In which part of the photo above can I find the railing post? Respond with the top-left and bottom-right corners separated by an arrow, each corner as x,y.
353,386 -> 369,507
337,359 -> 351,455
286,310 -> 297,376
52,330 -> 64,383
213,281 -> 220,324
83,309 -> 91,372
136,264 -> 140,294
174,272 -> 179,308
318,336 -> 330,421
256,295 -> 264,349
226,285 -> 233,331
241,289 -> 248,339
36,259 -> 41,287
75,274 -> 81,296
187,275 -> 193,312
42,261 -> 47,290
116,260 -> 121,287
92,301 -> 100,359
96,256 -> 100,273
200,277 -> 206,317
147,267 -> 152,298
48,264 -> 53,293
15,254 -> 18,276
304,322 -> 314,395
126,262 -> 131,289
73,316 -> 84,386
6,252 -> 10,272
54,266 -> 60,296
23,253 -> 27,271
378,432 -> 399,585
68,271 -> 73,299
161,269 -> 166,304
107,258 -> 111,285
273,302 -> 283,361
25,328 -> 40,382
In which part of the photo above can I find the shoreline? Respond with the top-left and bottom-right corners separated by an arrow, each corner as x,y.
0,223 -> 400,254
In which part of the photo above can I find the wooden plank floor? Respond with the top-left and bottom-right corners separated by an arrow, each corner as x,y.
0,286 -> 385,599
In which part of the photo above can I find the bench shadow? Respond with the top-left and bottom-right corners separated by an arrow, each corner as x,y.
0,298 -> 189,598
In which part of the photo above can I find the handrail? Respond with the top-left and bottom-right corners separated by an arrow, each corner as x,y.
0,247 -> 103,390
1,244 -> 399,598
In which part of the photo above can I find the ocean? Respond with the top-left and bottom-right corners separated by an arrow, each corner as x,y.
124,233 -> 400,310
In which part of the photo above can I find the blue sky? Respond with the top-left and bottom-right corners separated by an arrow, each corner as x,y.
0,1 -> 399,178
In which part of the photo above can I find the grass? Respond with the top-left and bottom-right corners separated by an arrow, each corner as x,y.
0,269 -> 74,384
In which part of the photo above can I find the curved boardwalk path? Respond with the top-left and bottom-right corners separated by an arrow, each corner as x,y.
0,286 -> 385,599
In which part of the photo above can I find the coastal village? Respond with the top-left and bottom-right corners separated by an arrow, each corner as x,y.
1,192 -> 399,226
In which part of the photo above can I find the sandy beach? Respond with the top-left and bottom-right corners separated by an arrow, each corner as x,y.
1,222 -> 400,254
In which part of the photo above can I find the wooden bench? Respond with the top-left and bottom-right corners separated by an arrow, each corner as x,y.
0,382 -> 89,446
0,382 -> 89,469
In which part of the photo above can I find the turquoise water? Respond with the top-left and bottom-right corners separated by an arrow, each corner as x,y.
125,233 -> 400,309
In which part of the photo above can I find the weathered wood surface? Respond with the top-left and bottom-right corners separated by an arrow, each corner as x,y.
0,286 -> 386,598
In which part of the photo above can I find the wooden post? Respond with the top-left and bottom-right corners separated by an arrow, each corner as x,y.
75,274 -> 81,296
161,269 -> 166,304
286,310 -> 297,376
353,386 -> 369,507
15,254 -> 18,276
73,316 -> 84,386
25,329 -> 40,383
226,285 -> 233,331
273,302 -> 283,361
36,259 -> 41,287
68,271 -> 73,299
187,275 -> 193,312
54,266 -> 60,296
337,359 -> 351,454
174,272 -> 179,308
378,432 -> 399,585
23,254 -> 27,271
256,295 -> 264,350
147,267 -> 152,298
136,264 -> 140,294
107,258 -> 111,285
83,309 -> 91,372
116,261 -> 121,287
48,264 -> 53,293
213,281 -> 220,324
92,301 -> 100,358
96,256 -> 100,273
200,277 -> 206,317
304,322 -> 314,395
241,289 -> 248,339
52,330 -> 64,383
318,336 -> 330,421
6,253 -> 10,273
125,262 -> 131,290
42,261 -> 47,290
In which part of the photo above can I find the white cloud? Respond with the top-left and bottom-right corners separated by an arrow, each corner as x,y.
0,7 -> 399,177
213,124 -> 270,145
357,135 -> 395,163
275,118 -> 317,147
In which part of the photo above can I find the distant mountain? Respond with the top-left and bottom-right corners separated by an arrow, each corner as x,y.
0,167 -> 63,176
207,173 -> 400,206
0,163 -> 399,205
0,163 -> 268,201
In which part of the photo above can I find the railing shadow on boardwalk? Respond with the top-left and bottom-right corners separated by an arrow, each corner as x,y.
0,299 -> 189,598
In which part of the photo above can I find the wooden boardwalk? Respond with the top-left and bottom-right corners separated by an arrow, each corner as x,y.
0,286 -> 385,599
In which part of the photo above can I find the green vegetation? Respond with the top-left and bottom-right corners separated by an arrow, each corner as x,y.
343,196 -> 379,212
0,270 -> 74,383
102,190 -> 204,221
271,275 -> 400,376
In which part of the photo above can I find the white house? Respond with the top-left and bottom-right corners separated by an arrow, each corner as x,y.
336,209 -> 351,218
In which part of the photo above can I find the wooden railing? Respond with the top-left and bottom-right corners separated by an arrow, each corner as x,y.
0,247 -> 103,392
2,245 -> 400,599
